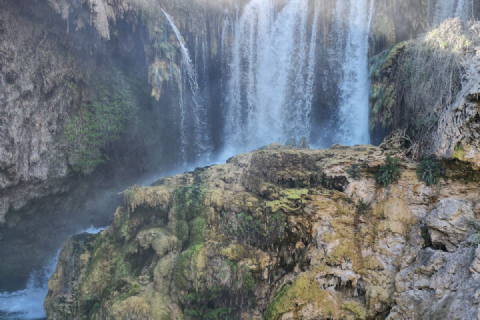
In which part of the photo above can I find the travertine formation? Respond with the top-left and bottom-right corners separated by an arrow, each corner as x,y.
45,143 -> 480,319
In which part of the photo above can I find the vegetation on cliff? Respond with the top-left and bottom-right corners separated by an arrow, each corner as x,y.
61,71 -> 138,173
44,144 -> 480,319
370,18 -> 480,160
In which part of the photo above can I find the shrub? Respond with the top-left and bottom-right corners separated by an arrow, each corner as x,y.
347,164 -> 362,180
416,156 -> 444,186
376,155 -> 402,187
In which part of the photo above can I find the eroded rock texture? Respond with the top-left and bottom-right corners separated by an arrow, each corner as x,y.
45,144 -> 480,319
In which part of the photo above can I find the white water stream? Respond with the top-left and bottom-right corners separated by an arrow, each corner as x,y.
335,0 -> 375,145
162,9 -> 212,164
0,226 -> 104,320
434,0 -> 474,25
224,0 -> 319,152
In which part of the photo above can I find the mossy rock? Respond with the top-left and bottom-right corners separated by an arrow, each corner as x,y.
265,273 -> 341,320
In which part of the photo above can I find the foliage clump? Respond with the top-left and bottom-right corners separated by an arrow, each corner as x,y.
376,155 -> 402,187
347,164 -> 362,180
416,156 -> 444,186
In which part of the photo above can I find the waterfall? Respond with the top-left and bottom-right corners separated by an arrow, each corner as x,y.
162,10 -> 212,163
224,0 -> 318,152
434,0 -> 456,25
454,0 -> 474,21
434,0 -> 474,25
304,5 -> 319,133
0,253 -> 58,319
336,0 -> 375,145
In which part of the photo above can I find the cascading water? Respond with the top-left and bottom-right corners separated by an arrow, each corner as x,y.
336,0 -> 375,145
162,10 -> 212,164
434,0 -> 456,24
433,0 -> 474,25
454,0 -> 475,21
0,253 -> 58,320
0,226 -> 104,320
224,0 -> 319,152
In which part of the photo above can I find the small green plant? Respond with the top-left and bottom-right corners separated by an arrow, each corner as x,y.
347,164 -> 362,180
242,266 -> 255,293
376,155 -> 402,187
416,156 -> 444,186
357,200 -> 371,211
453,142 -> 465,160
379,212 -> 387,220
473,232 -> 480,248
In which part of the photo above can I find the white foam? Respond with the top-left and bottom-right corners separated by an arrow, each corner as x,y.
0,227 -> 104,319
225,0 -> 319,152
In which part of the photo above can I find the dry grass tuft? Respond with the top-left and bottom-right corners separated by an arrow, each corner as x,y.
393,18 -> 480,158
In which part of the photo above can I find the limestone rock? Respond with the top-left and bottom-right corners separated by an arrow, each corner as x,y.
298,137 -> 310,149
426,199 -> 475,252
44,146 -> 480,319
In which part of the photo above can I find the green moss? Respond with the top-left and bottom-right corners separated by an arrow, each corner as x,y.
221,211 -> 285,249
328,242 -> 358,266
110,283 -> 141,304
174,244 -> 205,290
284,189 -> 309,200
264,273 -> 337,320
266,189 -> 308,212
384,42 -> 408,71
173,186 -> 207,221
115,208 -> 131,242
203,307 -> 235,320
60,70 -> 137,173
342,302 -> 366,320
220,244 -> 246,261
242,266 -> 255,293
175,220 -> 189,243
188,217 -> 206,246
453,143 -> 465,160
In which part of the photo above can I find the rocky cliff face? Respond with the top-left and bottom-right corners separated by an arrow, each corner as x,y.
44,143 -> 480,319
369,19 -> 480,169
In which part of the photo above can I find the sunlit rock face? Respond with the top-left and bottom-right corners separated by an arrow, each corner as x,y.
44,144 -> 480,319
369,18 -> 480,168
